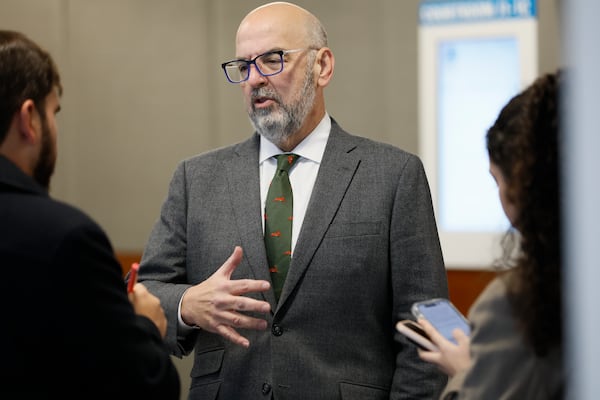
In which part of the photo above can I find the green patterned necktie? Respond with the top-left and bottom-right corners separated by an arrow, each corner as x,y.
264,153 -> 299,301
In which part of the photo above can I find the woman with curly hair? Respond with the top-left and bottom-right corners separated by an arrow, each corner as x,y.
417,71 -> 564,399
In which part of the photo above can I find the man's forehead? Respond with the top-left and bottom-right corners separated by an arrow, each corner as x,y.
236,29 -> 301,59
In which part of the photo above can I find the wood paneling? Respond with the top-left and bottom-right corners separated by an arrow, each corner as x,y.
117,252 -> 140,277
447,269 -> 497,315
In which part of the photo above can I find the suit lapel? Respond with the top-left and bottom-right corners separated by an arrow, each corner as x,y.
226,134 -> 277,305
279,123 -> 360,305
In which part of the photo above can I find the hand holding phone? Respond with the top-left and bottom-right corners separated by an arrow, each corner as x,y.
411,298 -> 470,345
395,319 -> 438,351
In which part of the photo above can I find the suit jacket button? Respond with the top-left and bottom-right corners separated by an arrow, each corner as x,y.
262,382 -> 272,395
272,323 -> 283,336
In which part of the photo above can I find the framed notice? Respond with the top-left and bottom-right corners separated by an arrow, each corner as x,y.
418,0 -> 538,268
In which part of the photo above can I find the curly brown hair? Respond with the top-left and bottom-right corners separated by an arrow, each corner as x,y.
486,71 -> 562,356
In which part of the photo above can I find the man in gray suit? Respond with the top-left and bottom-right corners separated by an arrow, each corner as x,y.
137,2 -> 448,399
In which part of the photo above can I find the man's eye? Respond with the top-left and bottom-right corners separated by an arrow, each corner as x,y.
261,54 -> 280,64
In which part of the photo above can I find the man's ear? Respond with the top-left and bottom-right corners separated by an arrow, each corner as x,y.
17,99 -> 40,144
315,47 -> 334,87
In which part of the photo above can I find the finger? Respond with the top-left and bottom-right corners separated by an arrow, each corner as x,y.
128,283 -> 143,302
215,324 -> 250,348
218,310 -> 269,330
204,283 -> 270,313
417,318 -> 441,340
133,282 -> 148,295
218,246 -> 244,279
229,295 -> 271,314
229,278 -> 271,296
417,317 -> 433,332
418,317 -> 457,349
418,348 -> 442,363
453,328 -> 470,345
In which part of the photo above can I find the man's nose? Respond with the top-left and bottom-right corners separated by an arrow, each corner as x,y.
246,63 -> 267,87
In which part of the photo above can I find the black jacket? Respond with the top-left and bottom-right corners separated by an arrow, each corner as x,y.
0,155 -> 180,399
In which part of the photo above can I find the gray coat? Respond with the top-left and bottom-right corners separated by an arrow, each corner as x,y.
138,119 -> 449,399
442,277 -> 564,399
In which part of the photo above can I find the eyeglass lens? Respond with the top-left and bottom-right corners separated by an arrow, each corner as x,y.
224,51 -> 284,83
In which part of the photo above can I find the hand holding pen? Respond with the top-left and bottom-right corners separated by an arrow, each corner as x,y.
127,262 -> 168,338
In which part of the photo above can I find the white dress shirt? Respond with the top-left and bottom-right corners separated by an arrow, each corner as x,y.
259,113 -> 330,253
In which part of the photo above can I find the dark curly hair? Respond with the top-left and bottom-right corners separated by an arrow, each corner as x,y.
0,30 -> 62,144
486,71 -> 562,357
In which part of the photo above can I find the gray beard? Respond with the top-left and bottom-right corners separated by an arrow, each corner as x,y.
248,64 -> 316,146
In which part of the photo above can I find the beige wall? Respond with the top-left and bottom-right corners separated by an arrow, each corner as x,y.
0,0 -> 561,252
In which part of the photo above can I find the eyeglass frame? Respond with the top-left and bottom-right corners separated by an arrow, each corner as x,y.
221,47 -> 319,84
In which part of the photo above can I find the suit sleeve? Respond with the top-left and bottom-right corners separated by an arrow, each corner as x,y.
390,154 -> 449,398
136,159 -> 199,357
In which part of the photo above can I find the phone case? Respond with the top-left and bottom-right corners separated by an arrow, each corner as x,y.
411,298 -> 471,343
395,320 -> 438,351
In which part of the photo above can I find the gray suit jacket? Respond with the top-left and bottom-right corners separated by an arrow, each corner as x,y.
139,119 -> 449,399
442,277 -> 563,399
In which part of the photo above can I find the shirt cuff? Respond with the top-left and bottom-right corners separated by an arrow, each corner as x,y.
177,287 -> 200,334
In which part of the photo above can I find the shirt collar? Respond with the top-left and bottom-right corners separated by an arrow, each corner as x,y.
259,113 -> 331,164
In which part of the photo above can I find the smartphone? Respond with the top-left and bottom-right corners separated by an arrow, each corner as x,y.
395,319 -> 438,351
411,298 -> 470,344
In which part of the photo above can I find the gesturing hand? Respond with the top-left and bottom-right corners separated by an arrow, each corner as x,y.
180,246 -> 271,348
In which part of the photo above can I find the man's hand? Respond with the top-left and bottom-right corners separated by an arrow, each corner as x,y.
180,246 -> 271,348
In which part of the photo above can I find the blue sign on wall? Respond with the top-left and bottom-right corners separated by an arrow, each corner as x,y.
419,0 -> 537,25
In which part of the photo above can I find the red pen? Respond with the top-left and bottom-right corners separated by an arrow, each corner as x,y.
127,262 -> 140,294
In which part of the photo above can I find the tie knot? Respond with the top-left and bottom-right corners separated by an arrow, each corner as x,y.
276,153 -> 299,173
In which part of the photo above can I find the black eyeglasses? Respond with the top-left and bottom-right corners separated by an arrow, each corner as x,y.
221,48 -> 318,84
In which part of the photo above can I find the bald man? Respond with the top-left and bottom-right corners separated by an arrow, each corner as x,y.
137,2 -> 448,399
